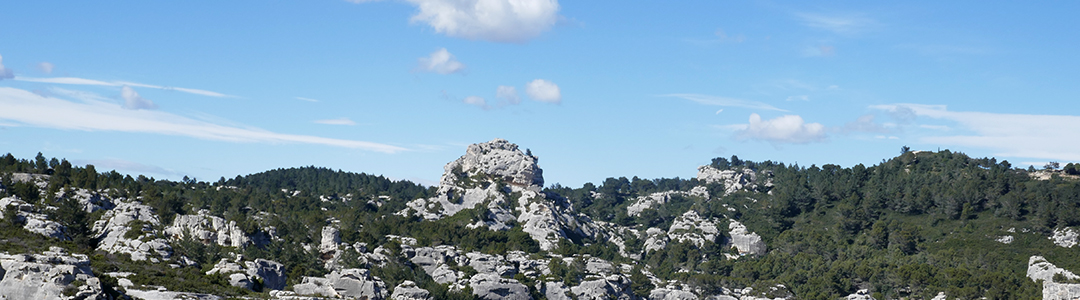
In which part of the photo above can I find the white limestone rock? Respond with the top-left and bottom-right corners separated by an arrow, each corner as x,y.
92,200 -> 172,261
0,247 -> 105,300
441,138 -> 543,188
651,286 -> 700,300
996,235 -> 1014,244
844,289 -> 874,300
293,268 -> 388,299
644,227 -> 669,253
627,186 -> 709,217
125,289 -> 225,300
540,281 -> 573,300
668,211 -> 721,248
164,209 -> 253,248
728,221 -> 766,256
696,166 -> 768,195
391,280 -> 431,300
466,252 -> 516,277
408,246 -> 467,286
1050,227 -> 1078,248
247,258 -> 288,291
1027,256 -> 1080,300
0,196 -> 66,239
469,273 -> 530,300
570,275 -> 635,300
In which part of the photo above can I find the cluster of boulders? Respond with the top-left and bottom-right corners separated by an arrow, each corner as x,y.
0,247 -> 105,300
696,166 -> 771,195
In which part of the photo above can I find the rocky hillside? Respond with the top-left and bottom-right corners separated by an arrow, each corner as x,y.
1,140 -> 1079,300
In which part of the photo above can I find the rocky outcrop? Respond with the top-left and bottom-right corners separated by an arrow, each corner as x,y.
1051,227 -> 1078,248
0,247 -> 104,300
58,188 -> 115,213
441,138 -> 543,188
627,186 -> 709,217
390,280 -> 431,300
570,276 -> 635,300
92,200 -> 172,261
696,166 -> 769,195
0,196 -> 66,239
206,257 -> 287,291
1027,256 -> 1080,300
650,286 -> 699,300
469,273 -> 530,300
540,281 -> 573,300
165,209 -> 253,248
125,289 -> 225,300
728,221 -> 766,256
668,211 -> 721,248
293,268 -> 388,299
844,289 -> 874,300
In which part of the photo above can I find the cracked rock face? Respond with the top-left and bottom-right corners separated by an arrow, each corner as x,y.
92,200 -> 172,261
668,211 -> 721,248
728,221 -> 766,256
293,268 -> 388,299
469,273 -> 530,300
697,166 -> 768,195
440,138 -> 543,189
0,197 -> 66,239
165,209 -> 253,248
391,280 -> 431,300
1028,256 -> 1080,300
0,247 -> 104,300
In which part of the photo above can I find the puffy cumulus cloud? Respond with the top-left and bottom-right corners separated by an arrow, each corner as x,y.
496,85 -> 519,104
0,54 -> 13,80
525,79 -> 561,103
121,86 -> 158,110
737,113 -> 826,144
417,48 -> 466,74
404,0 -> 560,43
872,104 -> 1080,162
0,86 -> 406,153
313,118 -> 357,126
38,62 -> 54,74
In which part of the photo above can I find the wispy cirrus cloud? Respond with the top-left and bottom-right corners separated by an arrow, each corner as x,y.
795,12 -> 877,35
664,93 -> 787,112
313,118 -> 357,126
14,76 -> 235,98
872,104 -> 1080,161
0,87 -> 405,153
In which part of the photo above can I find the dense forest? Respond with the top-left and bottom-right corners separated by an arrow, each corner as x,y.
1,149 -> 1079,299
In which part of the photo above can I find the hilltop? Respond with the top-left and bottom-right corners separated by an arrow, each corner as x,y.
1,139 -> 1079,300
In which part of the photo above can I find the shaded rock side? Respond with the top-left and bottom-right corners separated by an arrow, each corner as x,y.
469,273 -> 531,300
728,221 -> 766,256
390,280 -> 431,300
1028,256 -> 1080,300
293,268 -> 388,299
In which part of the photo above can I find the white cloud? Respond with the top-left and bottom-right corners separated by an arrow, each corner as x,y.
843,114 -> 889,133
665,93 -> 787,111
496,85 -> 519,104
0,87 -> 406,153
525,79 -> 561,103
795,12 -> 876,35
871,104 -> 1080,161
737,113 -> 826,144
786,95 -> 809,101
15,76 -> 235,98
72,158 -> 180,176
417,48 -> 466,74
313,118 -> 357,126
121,86 -> 158,110
402,0 -> 560,43
38,62 -> 54,74
296,97 -> 319,102
0,54 -> 13,80
463,96 -> 487,107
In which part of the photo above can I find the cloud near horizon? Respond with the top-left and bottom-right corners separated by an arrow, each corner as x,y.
0,87 -> 406,153
872,104 -> 1080,162
352,0 -> 560,43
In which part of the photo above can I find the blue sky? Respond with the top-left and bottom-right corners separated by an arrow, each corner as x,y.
2,1 -> 1079,187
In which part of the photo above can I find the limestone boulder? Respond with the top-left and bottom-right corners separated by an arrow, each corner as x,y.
469,273 -> 530,300
390,280 -> 431,300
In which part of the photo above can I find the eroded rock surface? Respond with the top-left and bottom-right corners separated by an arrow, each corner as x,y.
1027,256 -> 1080,300
165,209 -> 253,248
0,247 -> 104,300
728,221 -> 766,256
92,200 -> 172,261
